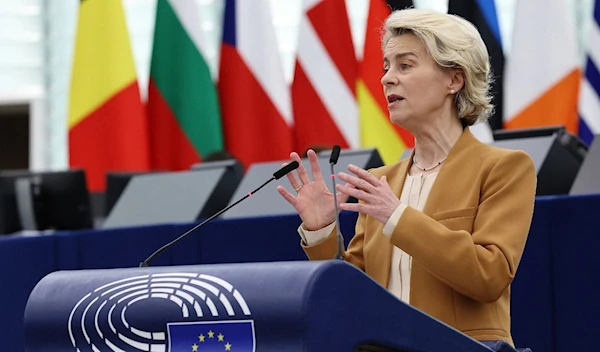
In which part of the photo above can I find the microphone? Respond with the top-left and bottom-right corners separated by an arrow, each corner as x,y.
139,161 -> 300,267
328,145 -> 344,260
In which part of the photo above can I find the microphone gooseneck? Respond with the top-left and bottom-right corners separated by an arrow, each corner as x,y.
329,146 -> 344,260
139,161 -> 300,267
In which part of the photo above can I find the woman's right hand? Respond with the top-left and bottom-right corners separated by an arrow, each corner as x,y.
277,149 -> 349,231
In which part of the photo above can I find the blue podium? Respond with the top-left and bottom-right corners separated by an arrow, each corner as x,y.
25,261 -> 494,352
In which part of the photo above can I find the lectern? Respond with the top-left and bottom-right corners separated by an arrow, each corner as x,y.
25,261 -> 493,352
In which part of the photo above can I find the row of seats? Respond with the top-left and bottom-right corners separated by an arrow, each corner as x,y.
0,126 -> 598,235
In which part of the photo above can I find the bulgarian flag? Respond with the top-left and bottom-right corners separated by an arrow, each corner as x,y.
147,0 -> 223,170
68,0 -> 149,191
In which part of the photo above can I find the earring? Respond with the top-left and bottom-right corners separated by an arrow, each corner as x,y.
450,89 -> 455,94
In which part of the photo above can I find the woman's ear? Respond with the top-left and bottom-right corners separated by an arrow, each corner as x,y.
448,69 -> 465,93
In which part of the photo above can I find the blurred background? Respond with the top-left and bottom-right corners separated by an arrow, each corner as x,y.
2,1 -> 600,351
0,0 -> 596,173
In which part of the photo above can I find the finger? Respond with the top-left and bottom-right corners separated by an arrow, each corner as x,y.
339,202 -> 363,213
348,164 -> 380,187
336,183 -> 376,203
307,149 -> 324,182
292,151 -> 311,185
335,182 -> 351,204
336,190 -> 350,204
277,185 -> 298,206
282,163 -> 303,189
338,172 -> 376,193
290,151 -> 302,163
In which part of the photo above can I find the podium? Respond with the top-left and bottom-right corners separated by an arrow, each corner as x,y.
25,261 -> 493,352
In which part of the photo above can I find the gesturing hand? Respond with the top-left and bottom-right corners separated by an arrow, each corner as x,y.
336,164 -> 401,225
277,150 -> 350,231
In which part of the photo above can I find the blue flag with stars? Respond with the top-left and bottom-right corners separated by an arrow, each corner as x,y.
168,320 -> 255,351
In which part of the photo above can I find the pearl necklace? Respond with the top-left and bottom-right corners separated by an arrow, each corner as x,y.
412,155 -> 446,171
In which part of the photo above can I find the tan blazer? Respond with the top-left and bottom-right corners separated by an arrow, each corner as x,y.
303,127 -> 537,345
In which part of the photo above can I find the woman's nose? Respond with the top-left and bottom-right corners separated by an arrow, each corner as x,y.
381,71 -> 396,86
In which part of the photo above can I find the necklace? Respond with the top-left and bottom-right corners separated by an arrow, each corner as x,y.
412,155 -> 446,171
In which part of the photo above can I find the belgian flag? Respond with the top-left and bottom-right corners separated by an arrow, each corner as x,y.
68,0 -> 149,191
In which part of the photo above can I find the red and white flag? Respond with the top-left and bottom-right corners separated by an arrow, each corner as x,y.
292,0 -> 359,154
219,0 -> 294,167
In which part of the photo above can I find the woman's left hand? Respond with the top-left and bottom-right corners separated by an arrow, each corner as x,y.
336,164 -> 401,225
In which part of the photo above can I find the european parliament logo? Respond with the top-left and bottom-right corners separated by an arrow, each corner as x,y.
168,320 -> 255,351
67,272 -> 254,351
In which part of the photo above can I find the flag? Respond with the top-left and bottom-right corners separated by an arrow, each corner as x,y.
579,0 -> 600,144
292,0 -> 358,155
448,0 -> 504,131
68,0 -> 149,191
219,0 -> 293,167
359,0 -> 415,164
504,0 -> 580,134
168,320 -> 255,352
148,0 -> 223,171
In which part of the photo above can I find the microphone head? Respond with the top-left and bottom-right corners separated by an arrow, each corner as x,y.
329,145 -> 341,165
273,161 -> 299,180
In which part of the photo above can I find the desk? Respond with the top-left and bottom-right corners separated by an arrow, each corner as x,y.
1,194 -> 599,351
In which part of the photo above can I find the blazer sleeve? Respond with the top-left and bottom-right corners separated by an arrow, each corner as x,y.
390,151 -> 536,303
301,210 -> 367,272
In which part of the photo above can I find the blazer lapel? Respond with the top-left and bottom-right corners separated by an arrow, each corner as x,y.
390,150 -> 413,197
368,153 -> 413,288
422,127 -> 477,216
369,128 -> 478,287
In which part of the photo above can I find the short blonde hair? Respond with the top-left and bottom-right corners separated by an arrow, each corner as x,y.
382,9 -> 494,125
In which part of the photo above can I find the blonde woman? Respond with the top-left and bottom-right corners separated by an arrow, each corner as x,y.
278,9 -> 535,351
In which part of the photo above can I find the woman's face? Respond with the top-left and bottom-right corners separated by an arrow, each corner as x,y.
381,33 -> 456,130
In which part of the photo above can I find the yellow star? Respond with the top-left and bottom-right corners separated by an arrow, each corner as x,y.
225,342 -> 232,351
207,330 -> 215,338
191,343 -> 198,351
217,333 -> 224,342
198,334 -> 205,342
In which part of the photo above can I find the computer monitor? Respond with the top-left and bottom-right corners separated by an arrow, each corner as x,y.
0,169 -> 93,234
493,125 -> 566,140
189,159 -> 244,218
0,170 -> 29,234
222,149 -> 382,219
102,160 -> 244,229
105,172 -> 153,216
491,127 -> 588,195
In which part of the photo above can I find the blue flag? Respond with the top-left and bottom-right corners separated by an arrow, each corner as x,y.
168,320 -> 255,351
448,0 -> 505,131
579,0 -> 600,144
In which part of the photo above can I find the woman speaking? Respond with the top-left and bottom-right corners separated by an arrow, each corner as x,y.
278,8 -> 536,350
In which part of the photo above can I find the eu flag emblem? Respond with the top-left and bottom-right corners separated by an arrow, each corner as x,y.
168,320 -> 255,351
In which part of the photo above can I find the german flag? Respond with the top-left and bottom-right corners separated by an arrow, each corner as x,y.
359,0 -> 414,165
68,0 -> 149,191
